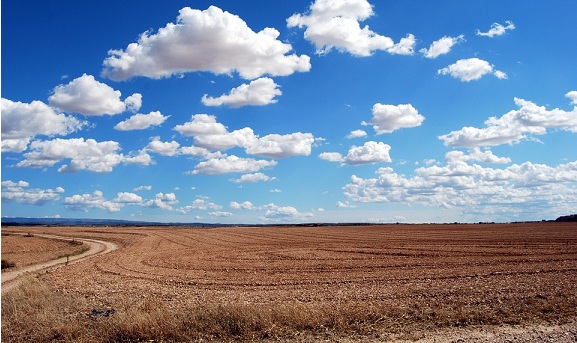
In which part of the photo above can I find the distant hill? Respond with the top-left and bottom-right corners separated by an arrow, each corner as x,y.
555,214 -> 577,222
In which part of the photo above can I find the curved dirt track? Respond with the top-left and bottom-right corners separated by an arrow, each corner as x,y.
1,232 -> 118,294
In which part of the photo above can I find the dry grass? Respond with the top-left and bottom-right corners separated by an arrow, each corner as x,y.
3,276 -> 576,342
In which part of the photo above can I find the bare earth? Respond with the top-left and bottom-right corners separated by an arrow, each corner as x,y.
2,222 -> 577,342
2,232 -> 87,267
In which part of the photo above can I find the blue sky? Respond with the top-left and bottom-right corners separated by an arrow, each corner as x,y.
2,0 -> 577,224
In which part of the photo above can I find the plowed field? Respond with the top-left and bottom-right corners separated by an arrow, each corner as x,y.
2,222 -> 577,342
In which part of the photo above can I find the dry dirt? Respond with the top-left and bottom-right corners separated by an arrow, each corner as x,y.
2,222 -> 577,342
1,232 -> 87,268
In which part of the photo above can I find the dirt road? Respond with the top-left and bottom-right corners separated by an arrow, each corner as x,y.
1,232 -> 118,294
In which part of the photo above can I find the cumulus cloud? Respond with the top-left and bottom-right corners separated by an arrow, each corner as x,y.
319,152 -> 344,162
123,150 -> 154,166
191,155 -> 277,175
201,78 -> 282,108
1,180 -> 65,205
336,200 -> 356,208
387,34 -> 417,55
174,114 -> 256,151
16,138 -> 124,173
210,211 -> 234,217
48,74 -> 141,115
438,58 -> 506,82
476,21 -> 515,38
143,192 -> 178,211
343,159 -> 577,219
230,201 -> 255,210
420,35 -> 465,59
230,172 -> 277,183
246,132 -> 315,158
320,141 -> 392,165
102,6 -> 310,81
346,129 -> 368,139
175,114 -> 315,158
114,111 -> 169,131
439,95 -> 577,148
144,137 -> 181,156
114,192 -> 143,204
63,190 -> 123,212
288,0 -> 414,56
124,93 -> 143,113
1,98 -> 86,153
445,148 -> 511,164
343,141 -> 392,165
259,203 -> 313,221
177,198 -> 222,214
567,91 -> 577,105
363,103 -> 425,134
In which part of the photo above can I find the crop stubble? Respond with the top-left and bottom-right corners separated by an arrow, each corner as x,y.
3,222 -> 577,340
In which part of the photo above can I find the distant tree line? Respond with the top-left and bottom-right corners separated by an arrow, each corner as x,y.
555,214 -> 577,222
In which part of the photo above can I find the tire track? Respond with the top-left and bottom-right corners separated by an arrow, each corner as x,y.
1,232 -> 118,294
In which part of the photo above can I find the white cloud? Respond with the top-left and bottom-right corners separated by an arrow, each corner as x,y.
201,77 -> 282,108
134,185 -> 152,192
143,192 -> 178,211
445,148 -> 511,164
48,74 -> 140,115
270,189 -> 282,193
102,6 -> 310,81
191,155 -> 277,175
246,132 -> 315,158
144,137 -> 181,156
114,192 -> 143,204
1,98 -> 86,153
420,35 -> 465,59
343,159 -> 577,219
177,198 -> 222,213
438,58 -> 506,82
1,180 -> 65,205
476,21 -> 515,38
114,111 -> 169,131
16,138 -> 124,173
336,200 -> 356,208
174,114 -> 228,136
124,93 -> 143,113
259,203 -> 313,221
209,211 -> 234,217
230,201 -> 255,210
63,190 -> 123,212
174,114 -> 256,151
439,95 -> 577,148
566,91 -> 577,105
363,103 -> 425,134
288,0 -> 413,57
346,129 -> 368,139
175,114 -> 315,158
343,141 -> 392,165
230,172 -> 276,183
319,152 -> 344,162
387,34 -> 416,55
123,150 -> 154,166
320,141 -> 392,165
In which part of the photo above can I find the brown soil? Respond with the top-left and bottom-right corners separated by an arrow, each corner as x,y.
1,232 -> 86,269
2,222 -> 577,342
